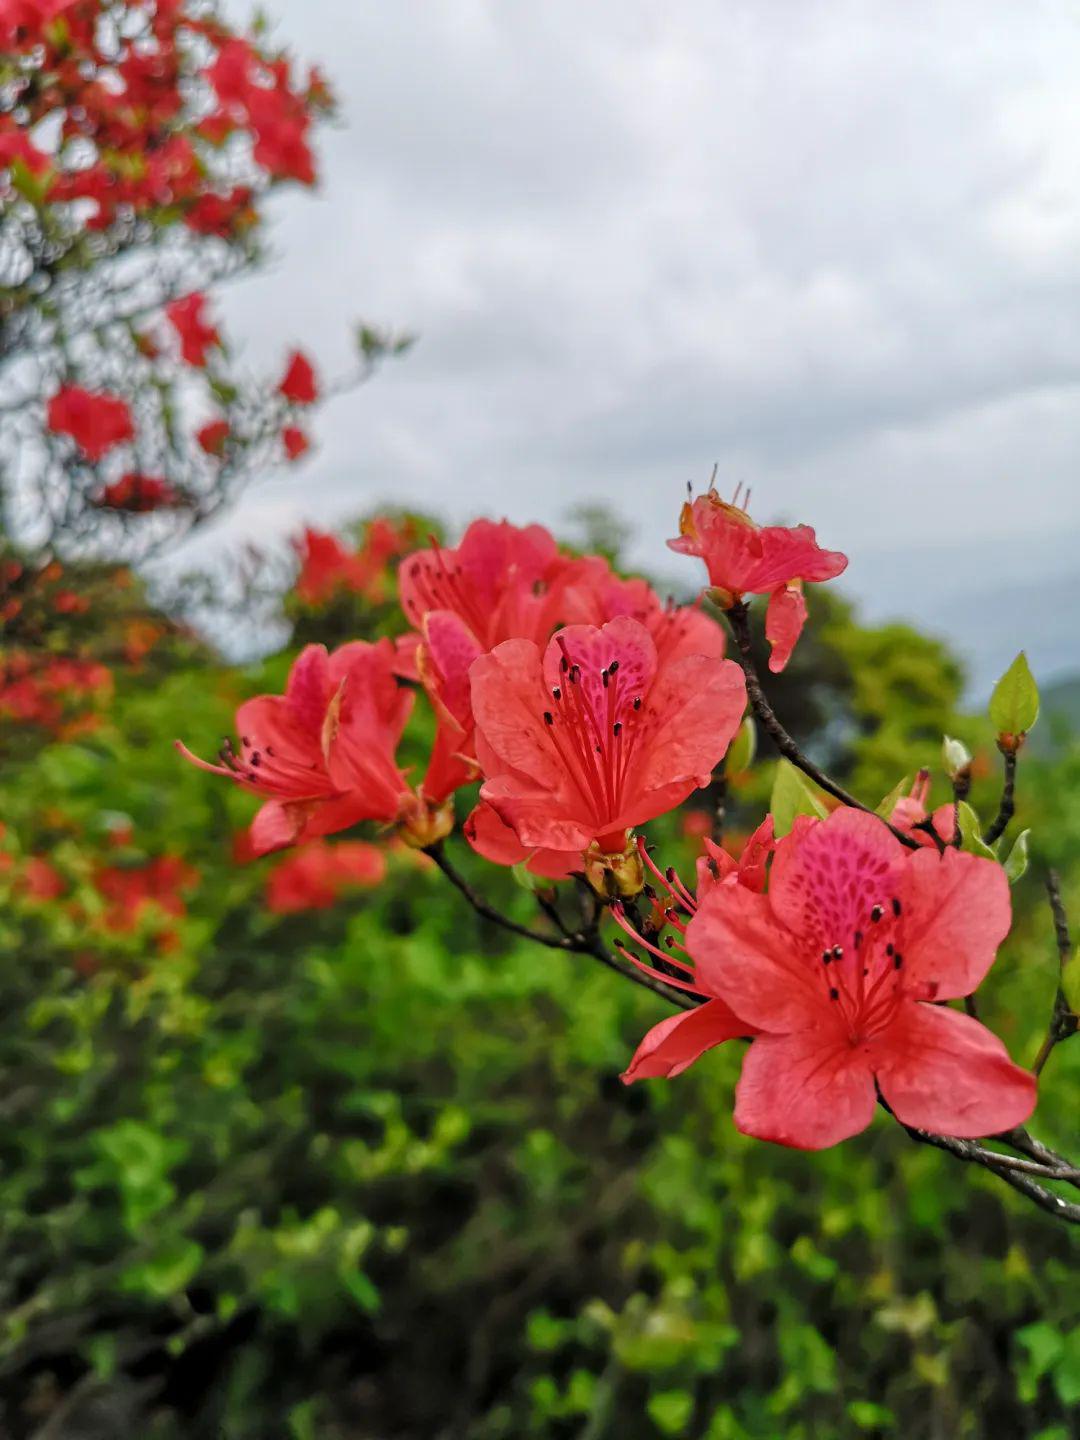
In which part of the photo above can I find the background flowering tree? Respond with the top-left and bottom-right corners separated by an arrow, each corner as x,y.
0,0 -> 407,562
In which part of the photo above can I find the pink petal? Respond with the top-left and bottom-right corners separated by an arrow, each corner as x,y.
734,1030 -> 877,1149
470,638 -> 563,789
479,778 -> 595,853
541,617 -> 658,727
897,847 -> 1012,1000
637,653 -> 746,792
285,645 -> 331,731
689,882 -> 826,1033
250,799 -> 308,855
463,801 -> 580,879
622,999 -> 754,1083
764,583 -> 807,674
747,524 -> 848,592
769,806 -> 905,953
873,1003 -> 1036,1138
422,609 -> 485,727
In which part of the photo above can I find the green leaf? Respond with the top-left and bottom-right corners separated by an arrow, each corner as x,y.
989,652 -> 1039,737
647,1390 -> 695,1435
953,802 -> 997,860
770,760 -> 828,838
1061,949 -> 1080,1018
511,861 -> 540,893
726,716 -> 756,776
1002,829 -> 1030,884
875,775 -> 910,820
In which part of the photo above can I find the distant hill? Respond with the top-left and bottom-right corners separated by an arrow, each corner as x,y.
1027,673 -> 1080,757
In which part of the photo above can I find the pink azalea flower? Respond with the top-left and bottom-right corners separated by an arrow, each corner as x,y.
560,555 -> 727,665
635,807 -> 1035,1148
668,484 -> 848,673
176,640 -> 415,854
469,616 -> 746,863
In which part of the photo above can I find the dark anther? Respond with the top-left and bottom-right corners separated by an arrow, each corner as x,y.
831,944 -> 843,960
893,953 -> 903,970
632,697 -> 642,711
892,897 -> 902,917
608,660 -> 620,674
707,859 -> 720,879
570,665 -> 581,683
561,656 -> 569,672
821,949 -> 831,965
250,753 -> 261,766
543,711 -> 554,725
665,935 -> 676,948
265,746 -> 275,757
829,987 -> 840,1000
595,745 -> 602,755
854,930 -> 863,949
870,904 -> 884,923
602,668 -> 610,688
613,721 -> 622,736
241,736 -> 250,747
552,686 -> 561,700
885,943 -> 894,957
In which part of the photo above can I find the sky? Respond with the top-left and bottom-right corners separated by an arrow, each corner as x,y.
194,0 -> 1080,695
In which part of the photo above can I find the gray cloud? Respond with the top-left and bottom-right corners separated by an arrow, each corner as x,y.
186,0 -> 1080,691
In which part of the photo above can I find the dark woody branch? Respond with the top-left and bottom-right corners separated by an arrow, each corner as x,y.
982,746 -> 1018,846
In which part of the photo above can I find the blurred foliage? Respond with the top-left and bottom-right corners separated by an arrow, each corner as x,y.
0,520 -> 1077,1440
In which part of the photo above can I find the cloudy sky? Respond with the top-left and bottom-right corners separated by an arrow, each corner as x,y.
200,0 -> 1080,694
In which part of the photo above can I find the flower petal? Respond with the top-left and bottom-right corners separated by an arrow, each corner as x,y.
638,653 -> 746,792
463,801 -> 580,879
689,882 -> 826,1032
874,1002 -> 1036,1137
897,847 -> 1012,1000
734,1029 -> 877,1149
622,999 -> 754,1083
769,806 -> 905,953
764,583 -> 807,674
470,638 -> 563,789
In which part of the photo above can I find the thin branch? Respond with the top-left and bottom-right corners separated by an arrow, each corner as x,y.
901,1124 -> 1080,1225
1032,871 -> 1078,1076
982,746 -> 1018,845
726,602 -> 918,849
424,840 -> 697,1011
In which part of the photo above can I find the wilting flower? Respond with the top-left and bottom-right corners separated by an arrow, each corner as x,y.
46,386 -> 134,462
265,839 -> 385,913
469,616 -> 746,874
165,293 -> 221,367
177,640 -> 418,854
278,350 -> 318,404
626,807 -> 1036,1148
669,483 -> 847,673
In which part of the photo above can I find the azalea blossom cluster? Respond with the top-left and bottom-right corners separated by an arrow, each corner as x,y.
181,489 -> 1047,1157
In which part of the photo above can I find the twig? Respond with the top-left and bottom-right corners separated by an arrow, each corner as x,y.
901,1125 -> 1080,1225
725,603 -> 918,850
982,747 -> 1018,845
425,841 -> 697,1011
1031,871 -> 1078,1076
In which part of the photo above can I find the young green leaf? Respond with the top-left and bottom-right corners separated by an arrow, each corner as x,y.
726,715 -> 756,776
953,801 -> 997,860
1002,829 -> 1030,884
1062,950 -> 1080,1019
989,652 -> 1039,738
875,775 -> 910,820
771,760 -> 828,838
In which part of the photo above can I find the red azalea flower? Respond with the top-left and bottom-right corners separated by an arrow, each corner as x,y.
197,419 -> 230,455
265,839 -> 386,913
650,807 -> 1035,1147
278,349 -> 318,404
891,770 -> 957,848
463,800 -> 579,880
96,473 -> 183,513
176,640 -> 415,855
292,529 -> 363,604
21,855 -> 65,902
165,293 -> 221,367
46,386 -> 134,462
669,483 -> 847,673
94,855 -> 198,933
469,615 -> 746,863
282,425 -> 309,460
